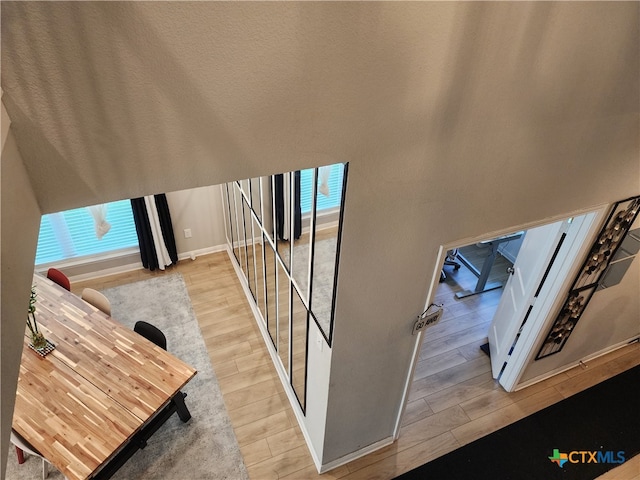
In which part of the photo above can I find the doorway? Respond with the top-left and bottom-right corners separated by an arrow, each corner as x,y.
408,208 -> 606,414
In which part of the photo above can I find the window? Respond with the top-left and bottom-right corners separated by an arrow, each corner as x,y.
299,166 -> 345,215
35,200 -> 139,265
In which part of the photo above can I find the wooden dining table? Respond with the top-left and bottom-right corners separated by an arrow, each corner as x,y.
12,274 -> 197,480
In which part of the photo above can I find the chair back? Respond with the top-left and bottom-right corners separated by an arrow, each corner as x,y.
11,429 -> 51,480
10,429 -> 42,457
82,288 -> 111,316
47,268 -> 71,291
134,321 -> 167,350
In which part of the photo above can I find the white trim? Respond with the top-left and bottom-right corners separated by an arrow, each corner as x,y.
512,336 -> 640,391
36,247 -> 140,271
66,258 -> 143,283
500,208 -> 607,391
317,436 -> 396,474
51,245 -> 227,283
229,235 -> 384,474
36,249 -> 142,283
225,246 -> 325,471
394,330 -> 423,440
392,247 -> 446,440
440,203 -> 610,252
177,244 -> 228,262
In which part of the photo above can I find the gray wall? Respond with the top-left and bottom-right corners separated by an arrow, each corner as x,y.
166,186 -> 228,257
2,1 -> 638,474
1,127 -> 42,479
321,3 -> 639,463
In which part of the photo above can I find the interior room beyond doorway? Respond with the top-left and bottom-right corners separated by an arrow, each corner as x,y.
406,227 -> 539,442
410,232 -> 524,401
443,232 -> 524,298
413,211 -> 601,409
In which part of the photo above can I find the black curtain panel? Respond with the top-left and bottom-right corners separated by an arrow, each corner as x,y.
130,194 -> 178,271
131,197 -> 157,270
274,173 -> 302,241
293,170 -> 302,240
154,194 -> 178,265
275,174 -> 285,241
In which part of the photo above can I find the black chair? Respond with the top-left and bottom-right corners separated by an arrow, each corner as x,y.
440,249 -> 461,282
134,321 -> 167,350
133,320 -> 191,422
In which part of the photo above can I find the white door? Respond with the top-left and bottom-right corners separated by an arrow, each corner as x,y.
488,220 -> 568,379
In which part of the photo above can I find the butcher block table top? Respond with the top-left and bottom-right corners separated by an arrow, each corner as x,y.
12,274 -> 197,480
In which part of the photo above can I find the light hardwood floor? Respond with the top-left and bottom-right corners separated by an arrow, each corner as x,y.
72,251 -> 640,480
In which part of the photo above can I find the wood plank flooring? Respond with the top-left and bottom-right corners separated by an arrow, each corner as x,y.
72,250 -> 640,479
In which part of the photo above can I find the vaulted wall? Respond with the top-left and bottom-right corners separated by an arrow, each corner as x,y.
2,2 -> 638,476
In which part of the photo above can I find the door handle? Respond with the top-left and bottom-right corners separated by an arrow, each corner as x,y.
506,267 -> 515,275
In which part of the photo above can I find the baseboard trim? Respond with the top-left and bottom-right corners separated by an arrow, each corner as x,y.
41,251 -> 143,283
66,261 -> 144,283
318,436 -> 396,474
224,246 -> 327,472
56,245 -> 227,283
514,337 -> 640,391
177,244 -> 227,261
225,246 -> 400,475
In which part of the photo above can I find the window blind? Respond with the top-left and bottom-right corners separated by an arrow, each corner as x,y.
299,166 -> 344,214
35,200 -> 139,265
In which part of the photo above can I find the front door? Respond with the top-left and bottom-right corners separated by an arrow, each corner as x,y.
488,220 -> 569,379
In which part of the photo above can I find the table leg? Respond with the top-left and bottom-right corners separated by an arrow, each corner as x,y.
173,391 -> 191,423
455,242 -> 504,299
475,241 -> 500,292
95,393 -> 193,479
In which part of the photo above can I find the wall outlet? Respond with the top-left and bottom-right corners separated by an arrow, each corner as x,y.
184,228 -> 192,238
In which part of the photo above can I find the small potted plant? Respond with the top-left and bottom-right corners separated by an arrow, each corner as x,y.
27,286 -> 47,350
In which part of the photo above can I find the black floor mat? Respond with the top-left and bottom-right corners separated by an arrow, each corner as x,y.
395,365 -> 640,480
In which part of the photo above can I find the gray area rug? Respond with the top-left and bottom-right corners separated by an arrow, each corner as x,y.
6,273 -> 248,480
